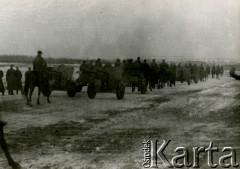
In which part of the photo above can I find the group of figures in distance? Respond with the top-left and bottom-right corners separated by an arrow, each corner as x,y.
63,57 -> 224,100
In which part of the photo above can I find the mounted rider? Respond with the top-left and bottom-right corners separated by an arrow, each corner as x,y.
33,50 -> 48,78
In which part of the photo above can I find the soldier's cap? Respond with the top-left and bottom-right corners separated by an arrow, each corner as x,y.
10,64 -> 13,67
37,50 -> 42,54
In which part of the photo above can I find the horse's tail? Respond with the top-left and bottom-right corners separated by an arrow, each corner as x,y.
24,74 -> 30,96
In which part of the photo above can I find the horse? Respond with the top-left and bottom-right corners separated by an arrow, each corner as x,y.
24,70 -> 52,106
0,121 -> 21,169
230,70 -> 240,80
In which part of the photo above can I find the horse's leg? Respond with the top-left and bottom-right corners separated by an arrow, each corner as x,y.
47,96 -> 51,103
28,87 -> 34,106
25,88 -> 29,105
0,123 -> 21,169
37,87 -> 41,105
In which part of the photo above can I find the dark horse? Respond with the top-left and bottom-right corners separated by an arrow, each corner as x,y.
24,70 -> 52,106
0,121 -> 21,169
230,67 -> 239,81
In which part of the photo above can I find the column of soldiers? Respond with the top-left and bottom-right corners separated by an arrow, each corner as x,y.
79,58 -> 224,90
0,65 -> 23,96
211,64 -> 224,79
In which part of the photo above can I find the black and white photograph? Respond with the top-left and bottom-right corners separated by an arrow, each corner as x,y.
0,0 -> 240,168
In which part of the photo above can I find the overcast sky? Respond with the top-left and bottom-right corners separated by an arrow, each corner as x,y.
0,0 -> 239,62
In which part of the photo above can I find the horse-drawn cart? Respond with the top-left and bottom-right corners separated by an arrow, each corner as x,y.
48,65 -> 75,93
122,71 -> 147,94
176,67 -> 191,85
67,65 -> 125,100
122,62 -> 148,94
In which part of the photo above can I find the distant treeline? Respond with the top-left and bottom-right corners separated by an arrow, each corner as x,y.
0,55 -> 233,67
0,55 -> 83,64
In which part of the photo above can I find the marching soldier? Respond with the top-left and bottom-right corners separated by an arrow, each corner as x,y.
95,58 -> 102,67
114,59 -> 121,67
150,59 -> 159,89
159,59 -> 169,87
141,59 -> 151,89
193,64 -> 199,83
189,63 -> 194,81
211,64 -> 216,78
6,65 -> 15,95
0,69 -> 4,95
206,65 -> 211,78
199,64 -> 204,81
216,65 -> 220,79
169,63 -> 176,87
134,57 -> 142,74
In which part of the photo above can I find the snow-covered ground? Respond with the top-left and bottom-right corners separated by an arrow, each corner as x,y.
0,71 -> 240,169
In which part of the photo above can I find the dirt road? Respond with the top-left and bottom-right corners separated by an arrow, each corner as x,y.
1,73 -> 240,169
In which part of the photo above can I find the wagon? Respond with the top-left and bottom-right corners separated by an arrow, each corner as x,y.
122,71 -> 147,94
48,65 -> 74,91
67,65 -> 125,100
176,67 -> 191,85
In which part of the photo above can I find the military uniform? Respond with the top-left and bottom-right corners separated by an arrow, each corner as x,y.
95,59 -> 102,67
33,51 -> 48,82
133,58 -> 142,74
199,64 -> 204,81
150,60 -> 159,89
141,60 -> 151,88
80,62 -> 88,73
115,59 -> 121,67
169,63 -> 176,87
159,60 -> 169,87
211,65 -> 216,78
14,69 -> 23,94
6,67 -> 15,95
216,65 -> 220,79
33,55 -> 47,72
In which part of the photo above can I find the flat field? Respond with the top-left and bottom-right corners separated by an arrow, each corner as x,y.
0,66 -> 239,169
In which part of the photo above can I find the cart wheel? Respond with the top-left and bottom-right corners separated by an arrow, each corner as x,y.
116,82 -> 125,100
67,82 -> 77,97
87,82 -> 96,99
141,79 -> 147,94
